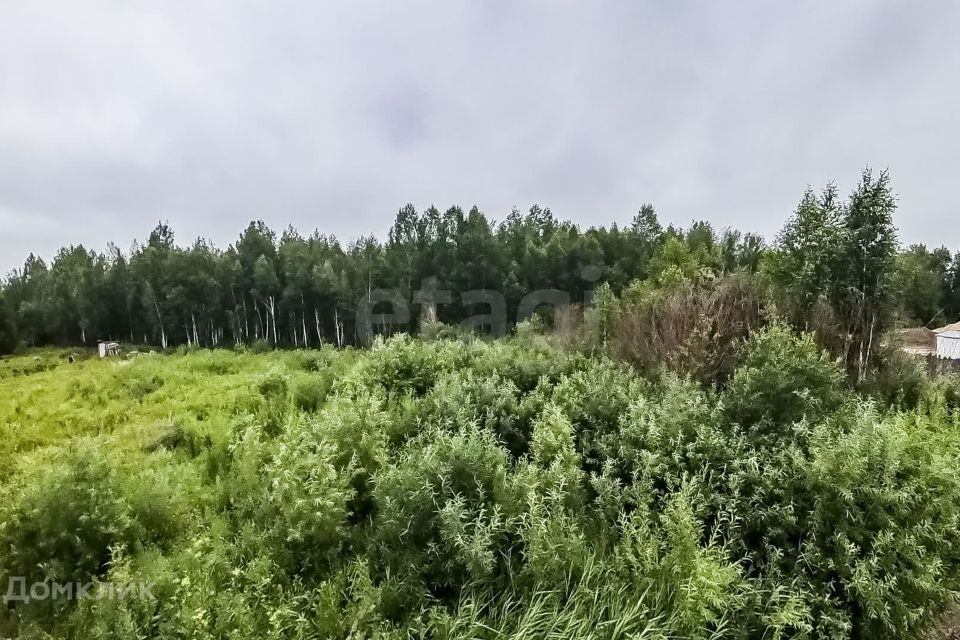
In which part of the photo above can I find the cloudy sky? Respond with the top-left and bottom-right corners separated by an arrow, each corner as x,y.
2,1 -> 958,273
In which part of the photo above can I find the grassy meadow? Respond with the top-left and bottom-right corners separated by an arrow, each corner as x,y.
2,330 -> 960,638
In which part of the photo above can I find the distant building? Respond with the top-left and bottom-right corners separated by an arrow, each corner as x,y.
935,322 -> 960,360
98,341 -> 121,358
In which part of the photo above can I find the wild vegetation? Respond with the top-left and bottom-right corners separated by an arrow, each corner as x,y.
4,169 -> 960,639
2,328 -> 960,639
1,169 -> 959,358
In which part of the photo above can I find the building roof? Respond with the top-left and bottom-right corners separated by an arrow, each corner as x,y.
935,321 -> 960,334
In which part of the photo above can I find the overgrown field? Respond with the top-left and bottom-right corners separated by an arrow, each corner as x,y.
3,331 -> 960,638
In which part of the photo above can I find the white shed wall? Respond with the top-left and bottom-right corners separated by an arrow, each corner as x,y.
937,333 -> 960,359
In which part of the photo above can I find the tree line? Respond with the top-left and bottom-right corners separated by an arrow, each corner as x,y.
1,169 -> 959,357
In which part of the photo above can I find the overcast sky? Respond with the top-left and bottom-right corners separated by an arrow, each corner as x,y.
2,1 -> 959,274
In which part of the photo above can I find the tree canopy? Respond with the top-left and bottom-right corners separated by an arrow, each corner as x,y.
1,169 -> 957,363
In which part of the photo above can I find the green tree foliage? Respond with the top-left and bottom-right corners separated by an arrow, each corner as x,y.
4,169 -> 954,355
0,290 -> 17,354
832,169 -> 899,381
771,184 -> 843,328
947,253 -> 960,320
0,196 -> 776,351
892,244 -> 952,325
771,170 -> 901,380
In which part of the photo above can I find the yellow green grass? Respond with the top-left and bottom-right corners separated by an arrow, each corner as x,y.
0,348 -> 336,476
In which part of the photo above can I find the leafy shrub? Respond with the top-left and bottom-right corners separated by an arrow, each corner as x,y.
925,374 -> 960,415
472,340 -> 583,393
295,393 -> 390,528
358,335 -> 468,397
543,359 -> 645,473
723,324 -> 846,436
0,440 -> 182,626
260,417 -> 354,575
522,403 -> 586,517
291,373 -> 332,412
613,374 -> 734,497
419,320 -> 472,341
124,458 -> 197,550
244,339 -> 273,354
285,348 -> 332,372
406,371 -> 527,455
369,424 -> 515,609
513,316 -> 547,342
122,370 -> 164,400
722,407 -> 960,638
613,489 -> 745,636
0,442 -> 134,587
188,349 -> 242,375
218,422 -> 273,517
255,370 -> 290,436
858,345 -> 930,410
145,419 -> 212,458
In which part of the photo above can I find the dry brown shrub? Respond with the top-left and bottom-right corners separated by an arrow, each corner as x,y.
551,304 -> 585,348
612,275 -> 764,384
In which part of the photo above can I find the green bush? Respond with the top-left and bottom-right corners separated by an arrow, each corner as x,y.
723,324 -> 847,437
255,370 -> 290,436
859,345 -> 930,410
0,442 -> 134,587
145,419 -> 212,458
189,349 -> 242,375
369,424 -> 515,608
359,335 -> 467,397
788,410 -> 960,637
545,359 -> 646,472
291,373 -> 332,412
261,416 -> 354,575
0,440 -> 182,627
285,348 -> 331,372
123,372 -> 164,399
407,371 -> 527,455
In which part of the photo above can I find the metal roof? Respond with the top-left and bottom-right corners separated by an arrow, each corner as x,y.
934,321 -> 960,334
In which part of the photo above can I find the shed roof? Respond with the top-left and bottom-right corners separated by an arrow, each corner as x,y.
935,321 -> 960,333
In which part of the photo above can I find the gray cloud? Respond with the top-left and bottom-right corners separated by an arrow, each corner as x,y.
1,1 -> 959,272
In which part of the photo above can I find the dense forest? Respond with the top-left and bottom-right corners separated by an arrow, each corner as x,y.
2,169 -> 959,360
